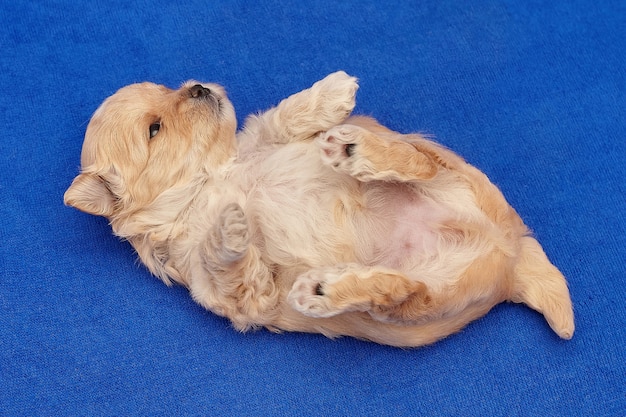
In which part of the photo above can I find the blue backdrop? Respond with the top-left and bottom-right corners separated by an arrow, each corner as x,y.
1,1 -> 624,416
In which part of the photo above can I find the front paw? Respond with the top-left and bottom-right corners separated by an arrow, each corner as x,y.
312,71 -> 359,122
215,203 -> 250,263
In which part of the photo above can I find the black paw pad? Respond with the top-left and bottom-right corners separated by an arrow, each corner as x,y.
315,283 -> 325,296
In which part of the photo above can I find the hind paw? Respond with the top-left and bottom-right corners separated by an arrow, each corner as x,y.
287,266 -> 352,318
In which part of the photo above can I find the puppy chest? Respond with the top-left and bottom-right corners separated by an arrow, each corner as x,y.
248,185 -> 354,265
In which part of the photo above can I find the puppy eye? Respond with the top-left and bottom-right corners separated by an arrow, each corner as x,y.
149,122 -> 161,139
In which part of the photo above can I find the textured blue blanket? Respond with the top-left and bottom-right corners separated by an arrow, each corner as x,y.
2,1 -> 624,416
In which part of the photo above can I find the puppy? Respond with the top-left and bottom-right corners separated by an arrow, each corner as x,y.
64,72 -> 574,347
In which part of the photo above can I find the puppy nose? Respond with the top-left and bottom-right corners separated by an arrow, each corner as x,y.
189,84 -> 211,98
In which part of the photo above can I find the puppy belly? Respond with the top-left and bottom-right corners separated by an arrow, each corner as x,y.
363,189 -> 445,268
241,145 -> 458,285
377,206 -> 441,268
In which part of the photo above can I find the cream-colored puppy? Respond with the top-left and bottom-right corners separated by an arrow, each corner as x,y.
64,72 -> 574,347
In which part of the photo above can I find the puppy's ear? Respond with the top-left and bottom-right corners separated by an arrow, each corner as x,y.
64,173 -> 116,217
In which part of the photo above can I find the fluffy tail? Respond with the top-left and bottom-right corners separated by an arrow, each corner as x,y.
511,236 -> 574,339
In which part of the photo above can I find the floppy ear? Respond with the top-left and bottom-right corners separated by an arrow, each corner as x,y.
64,172 -> 116,217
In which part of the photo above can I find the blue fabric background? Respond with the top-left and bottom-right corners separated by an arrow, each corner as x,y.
1,1 -> 624,415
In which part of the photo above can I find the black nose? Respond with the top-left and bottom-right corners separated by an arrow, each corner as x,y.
189,84 -> 211,98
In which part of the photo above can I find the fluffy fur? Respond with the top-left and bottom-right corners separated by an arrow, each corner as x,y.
64,72 -> 574,347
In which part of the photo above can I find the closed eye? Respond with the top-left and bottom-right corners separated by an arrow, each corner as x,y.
149,122 -> 161,139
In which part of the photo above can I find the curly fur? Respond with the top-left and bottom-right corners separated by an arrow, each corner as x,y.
64,72 -> 574,346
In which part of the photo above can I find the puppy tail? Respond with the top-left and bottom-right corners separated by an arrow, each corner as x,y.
511,236 -> 574,339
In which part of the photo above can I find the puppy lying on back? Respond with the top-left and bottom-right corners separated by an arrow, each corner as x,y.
64,72 -> 574,347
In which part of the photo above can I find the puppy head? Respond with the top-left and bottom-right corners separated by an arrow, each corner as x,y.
64,81 -> 237,219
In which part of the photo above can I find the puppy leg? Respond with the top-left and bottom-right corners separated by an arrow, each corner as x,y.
207,203 -> 251,264
244,71 -> 358,143
318,124 -> 440,182
287,264 -> 433,324
195,203 -> 279,330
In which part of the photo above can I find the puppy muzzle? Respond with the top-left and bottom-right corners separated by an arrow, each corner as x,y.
189,84 -> 212,99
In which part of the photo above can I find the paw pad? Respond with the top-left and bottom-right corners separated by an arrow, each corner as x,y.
318,127 -> 362,170
315,283 -> 325,296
